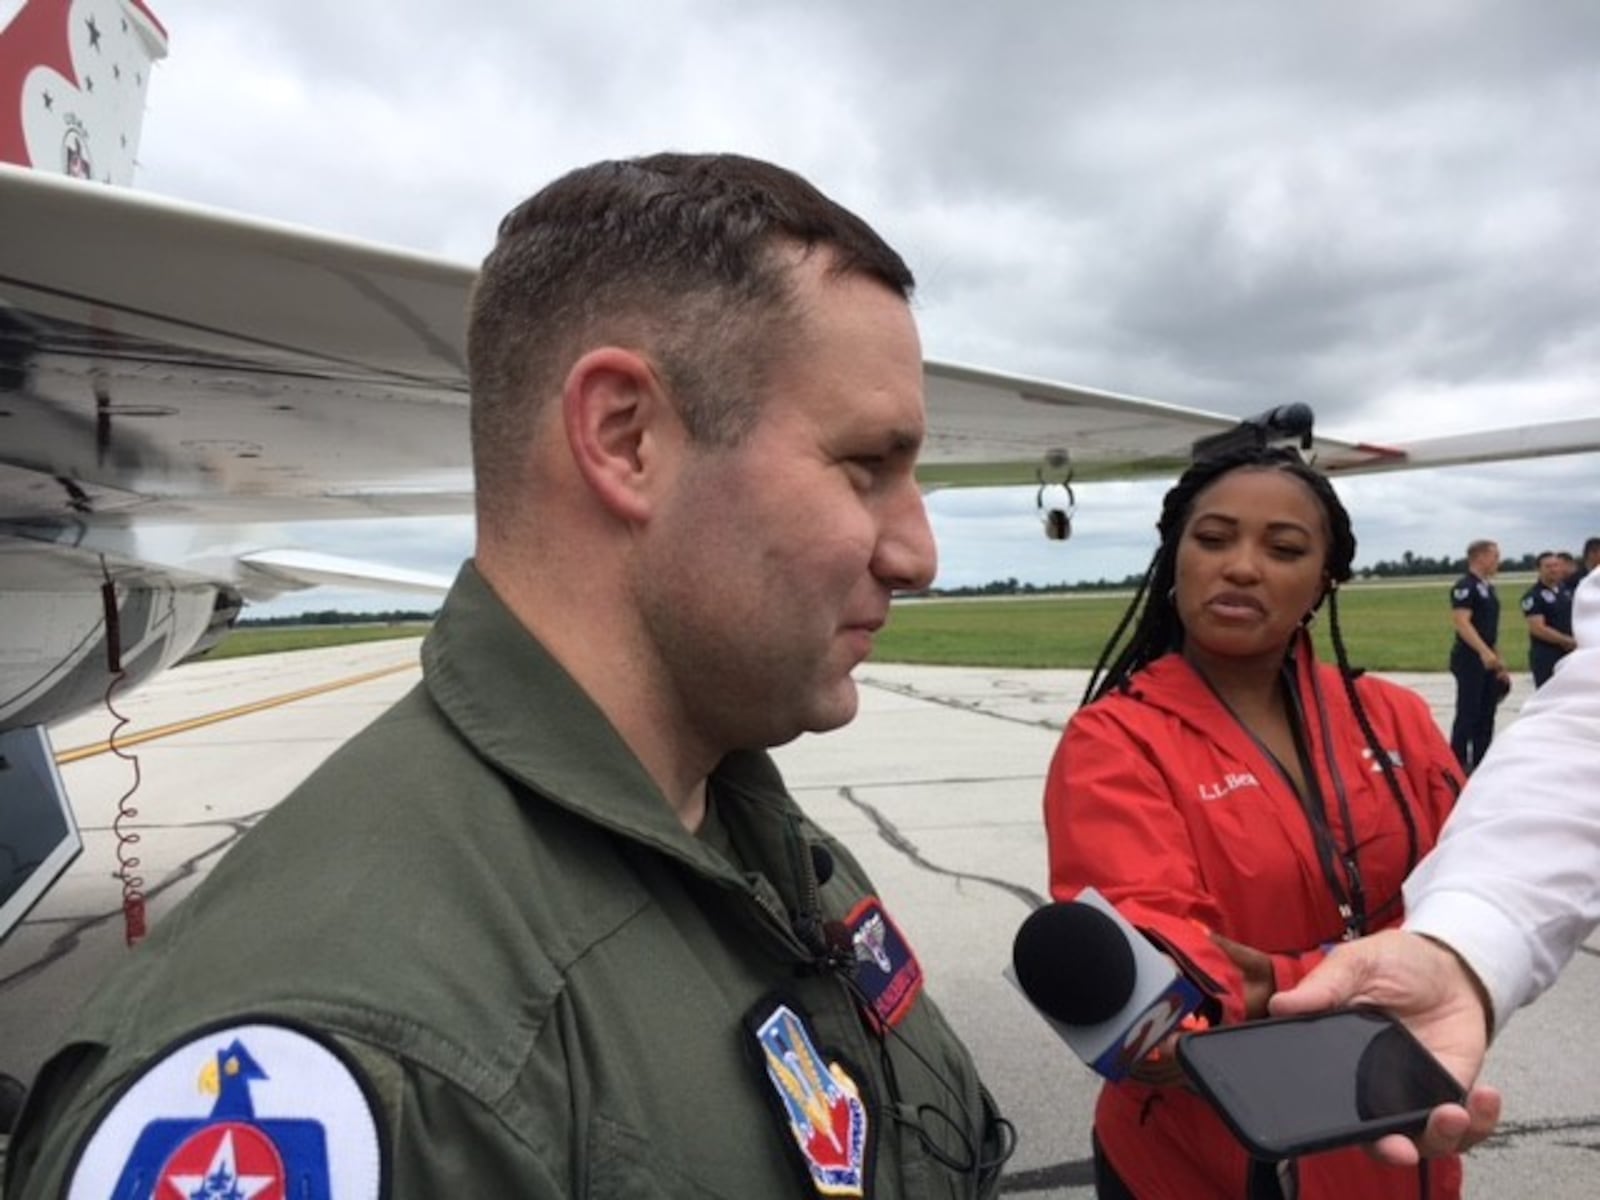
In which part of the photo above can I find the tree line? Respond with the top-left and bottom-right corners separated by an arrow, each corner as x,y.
239,549 -> 1557,619
929,549 -> 1553,599
239,608 -> 439,627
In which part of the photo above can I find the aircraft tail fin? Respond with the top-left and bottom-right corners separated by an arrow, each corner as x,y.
0,0 -> 168,183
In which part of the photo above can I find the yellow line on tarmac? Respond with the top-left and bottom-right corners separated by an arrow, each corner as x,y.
54,661 -> 420,765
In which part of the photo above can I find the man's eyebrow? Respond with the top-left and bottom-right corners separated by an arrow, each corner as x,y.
882,427 -> 923,455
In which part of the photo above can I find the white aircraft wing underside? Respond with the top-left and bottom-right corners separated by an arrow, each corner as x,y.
233,549 -> 454,600
917,364 -> 1600,485
4,163 -> 1595,531
0,163 -> 476,527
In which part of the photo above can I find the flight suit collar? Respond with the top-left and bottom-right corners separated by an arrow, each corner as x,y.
420,562 -> 819,929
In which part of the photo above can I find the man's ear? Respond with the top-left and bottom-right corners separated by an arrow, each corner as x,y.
561,347 -> 679,522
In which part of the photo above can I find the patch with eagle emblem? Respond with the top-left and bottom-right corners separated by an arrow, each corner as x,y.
64,1019 -> 385,1199
842,897 -> 924,1029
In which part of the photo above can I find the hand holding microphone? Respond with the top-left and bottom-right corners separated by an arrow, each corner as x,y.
1211,931 -> 1274,1020
1008,887 -> 1207,1083
1011,892 -> 1476,1160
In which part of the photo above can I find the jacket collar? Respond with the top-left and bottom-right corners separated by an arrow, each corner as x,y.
420,561 -> 803,890
1129,632 -> 1333,746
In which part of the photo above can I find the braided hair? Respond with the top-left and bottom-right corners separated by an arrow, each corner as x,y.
1081,445 -> 1420,870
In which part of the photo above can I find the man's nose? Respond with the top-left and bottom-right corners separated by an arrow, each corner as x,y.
876,484 -> 937,592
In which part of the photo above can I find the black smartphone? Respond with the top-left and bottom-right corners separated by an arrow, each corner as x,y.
1175,1008 -> 1467,1160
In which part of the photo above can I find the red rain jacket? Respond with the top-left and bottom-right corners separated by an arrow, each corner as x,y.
1046,640 -> 1464,1200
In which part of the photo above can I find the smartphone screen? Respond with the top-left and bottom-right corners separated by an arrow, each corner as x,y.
1176,1008 -> 1466,1160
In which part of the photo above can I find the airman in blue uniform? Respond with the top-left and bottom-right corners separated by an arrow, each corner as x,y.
1449,539 -> 1508,772
1523,551 -> 1576,687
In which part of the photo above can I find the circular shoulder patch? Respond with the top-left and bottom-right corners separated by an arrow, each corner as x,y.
68,1019 -> 384,1200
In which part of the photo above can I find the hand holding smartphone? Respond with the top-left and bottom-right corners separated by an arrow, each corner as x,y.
1176,1007 -> 1467,1160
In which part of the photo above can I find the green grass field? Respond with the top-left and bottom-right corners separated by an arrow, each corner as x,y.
203,623 -> 431,660
209,577 -> 1532,674
872,577 -> 1532,673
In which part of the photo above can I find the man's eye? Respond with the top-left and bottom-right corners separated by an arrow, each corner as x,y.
846,457 -> 884,483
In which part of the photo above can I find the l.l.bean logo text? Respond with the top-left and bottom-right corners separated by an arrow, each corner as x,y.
1197,772 -> 1260,802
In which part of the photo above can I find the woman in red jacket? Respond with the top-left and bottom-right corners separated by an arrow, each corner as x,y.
1045,446 -> 1465,1200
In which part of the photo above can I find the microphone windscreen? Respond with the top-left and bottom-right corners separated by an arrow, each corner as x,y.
1012,901 -> 1138,1026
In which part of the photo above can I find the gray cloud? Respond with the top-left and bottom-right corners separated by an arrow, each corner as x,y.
128,0 -> 1598,610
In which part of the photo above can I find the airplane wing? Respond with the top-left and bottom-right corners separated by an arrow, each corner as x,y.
232,550 -> 454,601
6,162 -> 1596,529
0,162 -> 476,529
917,362 -> 1600,487
1,164 -> 472,746
5,161 -> 1598,733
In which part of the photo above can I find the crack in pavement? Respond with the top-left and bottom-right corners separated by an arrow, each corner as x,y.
838,784 -> 1047,911
1488,1113 -> 1600,1147
861,677 -> 1067,733
0,814 -> 264,994
998,1155 -> 1095,1193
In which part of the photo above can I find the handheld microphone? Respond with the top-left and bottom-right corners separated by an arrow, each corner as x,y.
1008,887 -> 1204,1081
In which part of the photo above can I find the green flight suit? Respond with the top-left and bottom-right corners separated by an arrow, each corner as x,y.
7,563 -> 1005,1198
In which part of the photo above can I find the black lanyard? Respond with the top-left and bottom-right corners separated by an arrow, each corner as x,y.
1280,678 -> 1368,940
1208,668 -> 1369,941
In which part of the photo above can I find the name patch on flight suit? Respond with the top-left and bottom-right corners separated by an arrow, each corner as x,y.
746,997 -> 874,1198
843,897 -> 924,1029
65,1019 -> 384,1200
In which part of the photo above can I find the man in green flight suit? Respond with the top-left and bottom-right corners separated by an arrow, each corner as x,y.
6,154 -> 1011,1198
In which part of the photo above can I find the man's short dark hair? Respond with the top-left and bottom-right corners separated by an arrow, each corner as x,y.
467,153 -> 915,524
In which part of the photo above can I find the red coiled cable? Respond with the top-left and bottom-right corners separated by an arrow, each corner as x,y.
101,577 -> 147,946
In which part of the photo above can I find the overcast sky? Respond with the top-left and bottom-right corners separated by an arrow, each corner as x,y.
112,0 -> 1600,611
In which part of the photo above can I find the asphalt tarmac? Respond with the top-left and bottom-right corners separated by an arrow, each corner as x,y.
2,640 -> 1593,1197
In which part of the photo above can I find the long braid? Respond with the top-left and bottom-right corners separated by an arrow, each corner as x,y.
1283,465 -> 1422,882
1081,552 -> 1157,707
1327,587 -> 1422,871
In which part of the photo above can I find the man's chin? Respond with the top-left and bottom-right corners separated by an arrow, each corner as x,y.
796,680 -> 861,738
747,677 -> 863,749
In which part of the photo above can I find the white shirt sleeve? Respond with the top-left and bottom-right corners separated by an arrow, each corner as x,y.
1403,570 -> 1600,1034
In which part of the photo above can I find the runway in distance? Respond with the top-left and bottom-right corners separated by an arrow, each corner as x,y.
4,0 -> 1599,940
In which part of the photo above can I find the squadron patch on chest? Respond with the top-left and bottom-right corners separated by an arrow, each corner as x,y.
65,1019 -> 384,1200
746,998 -> 874,1198
842,897 -> 924,1029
